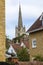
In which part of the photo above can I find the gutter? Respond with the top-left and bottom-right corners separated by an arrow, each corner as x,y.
28,27 -> 43,33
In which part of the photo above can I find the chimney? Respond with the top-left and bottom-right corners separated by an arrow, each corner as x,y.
42,13 -> 43,26
40,12 -> 43,26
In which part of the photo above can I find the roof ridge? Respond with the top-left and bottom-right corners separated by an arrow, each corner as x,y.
27,13 -> 43,33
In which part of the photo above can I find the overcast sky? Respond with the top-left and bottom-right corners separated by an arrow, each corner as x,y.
6,0 -> 43,39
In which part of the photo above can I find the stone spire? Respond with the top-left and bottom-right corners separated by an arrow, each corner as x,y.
18,4 -> 23,29
15,4 -> 25,37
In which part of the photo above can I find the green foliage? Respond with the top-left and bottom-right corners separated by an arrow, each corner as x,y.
13,34 -> 25,43
6,58 -> 15,65
13,36 -> 20,43
8,62 -> 15,65
17,48 -> 30,61
34,54 -> 43,61
6,36 -> 11,49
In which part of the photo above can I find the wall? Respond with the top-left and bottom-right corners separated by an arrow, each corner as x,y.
0,0 -> 5,61
18,61 -> 43,65
29,30 -> 43,60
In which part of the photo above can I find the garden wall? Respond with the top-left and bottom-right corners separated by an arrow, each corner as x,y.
17,61 -> 43,65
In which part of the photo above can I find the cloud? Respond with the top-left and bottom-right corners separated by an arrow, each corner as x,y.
22,5 -> 42,18
6,26 -> 15,39
6,0 -> 43,39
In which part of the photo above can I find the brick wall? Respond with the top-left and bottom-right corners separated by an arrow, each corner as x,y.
0,0 -> 5,61
17,61 -> 43,65
29,30 -> 43,60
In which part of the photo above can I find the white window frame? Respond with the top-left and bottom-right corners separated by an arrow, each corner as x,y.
32,39 -> 36,48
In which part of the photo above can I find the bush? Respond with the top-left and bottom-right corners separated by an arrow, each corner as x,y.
17,48 -> 30,61
34,54 -> 43,61
6,58 -> 15,65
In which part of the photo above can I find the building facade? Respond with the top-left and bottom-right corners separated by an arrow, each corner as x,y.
27,13 -> 43,60
0,0 -> 5,61
15,5 -> 25,37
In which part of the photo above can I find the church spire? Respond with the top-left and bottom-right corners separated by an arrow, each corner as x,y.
15,4 -> 26,37
18,4 -> 23,29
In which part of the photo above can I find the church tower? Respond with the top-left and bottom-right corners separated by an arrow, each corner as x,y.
15,5 -> 25,37
0,0 -> 6,61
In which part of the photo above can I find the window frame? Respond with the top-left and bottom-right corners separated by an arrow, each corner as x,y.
32,39 -> 37,48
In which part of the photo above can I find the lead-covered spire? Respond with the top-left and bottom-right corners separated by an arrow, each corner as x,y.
18,4 -> 23,29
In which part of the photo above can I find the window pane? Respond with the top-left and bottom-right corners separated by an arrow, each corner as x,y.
32,39 -> 36,48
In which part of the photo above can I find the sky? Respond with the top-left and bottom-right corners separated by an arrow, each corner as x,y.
6,0 -> 43,39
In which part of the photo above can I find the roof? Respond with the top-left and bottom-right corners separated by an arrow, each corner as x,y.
12,44 -> 22,52
11,41 -> 29,52
23,41 -> 29,49
27,13 -> 43,33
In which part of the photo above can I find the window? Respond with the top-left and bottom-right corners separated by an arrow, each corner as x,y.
32,39 -> 36,48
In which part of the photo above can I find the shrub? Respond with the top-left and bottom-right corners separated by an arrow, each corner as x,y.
6,58 -> 15,65
17,48 -> 30,61
34,54 -> 43,61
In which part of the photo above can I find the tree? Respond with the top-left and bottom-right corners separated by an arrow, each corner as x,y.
17,48 -> 30,61
13,34 -> 26,43
6,36 -> 11,49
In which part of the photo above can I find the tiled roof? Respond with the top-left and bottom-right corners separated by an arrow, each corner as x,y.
11,41 -> 29,52
23,41 -> 29,48
12,44 -> 22,52
27,13 -> 43,33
